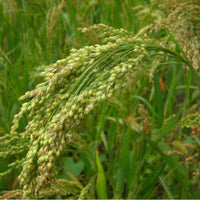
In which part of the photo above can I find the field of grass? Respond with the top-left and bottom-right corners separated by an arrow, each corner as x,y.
0,0 -> 200,199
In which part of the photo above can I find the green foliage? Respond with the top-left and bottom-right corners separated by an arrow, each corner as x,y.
96,151 -> 107,199
0,0 -> 200,199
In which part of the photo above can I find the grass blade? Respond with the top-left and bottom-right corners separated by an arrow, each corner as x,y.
96,151 -> 108,199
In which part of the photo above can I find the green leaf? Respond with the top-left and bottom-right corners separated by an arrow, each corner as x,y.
159,175 -> 174,199
96,150 -> 108,199
61,157 -> 84,180
153,70 -> 164,127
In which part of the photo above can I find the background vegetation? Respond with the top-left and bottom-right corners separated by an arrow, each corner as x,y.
0,0 -> 199,199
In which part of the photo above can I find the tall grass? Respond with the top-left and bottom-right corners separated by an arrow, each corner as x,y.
0,0 -> 199,199
0,0 -> 152,133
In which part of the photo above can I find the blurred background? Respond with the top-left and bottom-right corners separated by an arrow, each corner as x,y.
0,0 -> 199,198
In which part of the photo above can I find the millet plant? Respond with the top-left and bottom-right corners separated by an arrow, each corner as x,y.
0,0 -> 200,199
